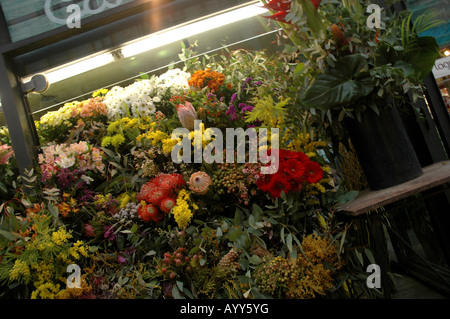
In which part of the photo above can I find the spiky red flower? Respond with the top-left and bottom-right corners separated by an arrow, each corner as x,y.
138,173 -> 186,205
160,196 -> 177,214
138,204 -> 162,223
148,186 -> 169,206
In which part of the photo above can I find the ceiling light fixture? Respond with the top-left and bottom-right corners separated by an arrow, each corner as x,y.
121,3 -> 268,58
22,1 -> 267,86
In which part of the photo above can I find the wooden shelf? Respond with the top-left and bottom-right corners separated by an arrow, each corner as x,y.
338,161 -> 450,216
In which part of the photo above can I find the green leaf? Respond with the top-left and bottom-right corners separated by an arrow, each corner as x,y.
234,207 -> 244,226
228,227 -> 243,242
303,54 -> 374,109
130,223 -> 138,233
364,248 -> 376,265
176,280 -> 184,292
286,233 -> 293,252
171,285 -> 184,299
249,254 -> 262,265
48,202 -> 59,220
0,230 -> 19,240
355,249 -> 364,266
293,63 -> 306,79
252,203 -> 263,220
403,36 -> 440,80
0,182 -> 7,194
146,250 -> 156,256
299,0 -> 325,35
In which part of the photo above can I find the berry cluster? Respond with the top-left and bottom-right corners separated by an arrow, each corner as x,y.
112,202 -> 141,223
254,256 -> 300,296
157,246 -> 206,280
212,163 -> 257,204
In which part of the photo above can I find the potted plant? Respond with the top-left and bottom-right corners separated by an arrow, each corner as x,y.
262,0 -> 444,190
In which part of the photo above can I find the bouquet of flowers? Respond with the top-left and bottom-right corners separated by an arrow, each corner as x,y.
0,44 -> 376,300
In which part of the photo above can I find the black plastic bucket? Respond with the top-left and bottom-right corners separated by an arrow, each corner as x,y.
344,106 -> 423,190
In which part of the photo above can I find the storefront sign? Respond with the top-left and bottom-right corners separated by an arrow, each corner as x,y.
432,56 -> 450,79
44,0 -> 123,28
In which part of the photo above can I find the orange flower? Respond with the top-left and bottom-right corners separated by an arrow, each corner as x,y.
57,193 -> 80,217
189,69 -> 225,91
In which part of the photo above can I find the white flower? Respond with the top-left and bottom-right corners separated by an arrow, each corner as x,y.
58,154 -> 76,168
81,175 -> 94,185
103,68 -> 190,119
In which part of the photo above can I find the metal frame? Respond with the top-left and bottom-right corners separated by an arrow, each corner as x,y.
0,0 -> 251,173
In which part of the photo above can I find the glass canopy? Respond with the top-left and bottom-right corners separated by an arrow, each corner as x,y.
0,0 -> 281,125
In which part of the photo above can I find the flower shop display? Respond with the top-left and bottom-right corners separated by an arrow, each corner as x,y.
262,0 -> 444,190
4,1 -> 441,298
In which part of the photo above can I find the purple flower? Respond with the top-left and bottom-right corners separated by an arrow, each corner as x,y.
226,104 -> 239,121
124,247 -> 136,255
230,93 -> 237,103
103,225 -> 117,241
77,189 -> 96,203
118,255 -> 127,264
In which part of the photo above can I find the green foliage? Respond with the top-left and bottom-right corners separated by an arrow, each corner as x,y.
245,95 -> 290,126
303,54 -> 374,109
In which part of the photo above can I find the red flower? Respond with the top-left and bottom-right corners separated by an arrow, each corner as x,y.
263,0 -> 291,12
311,0 -> 322,10
138,204 -> 163,223
257,149 -> 324,198
147,186 -> 169,206
281,158 -> 306,182
262,0 -> 321,24
305,160 -> 324,184
262,0 -> 291,24
160,196 -> 177,214
256,172 -> 271,192
266,173 -> 292,198
138,173 -> 186,205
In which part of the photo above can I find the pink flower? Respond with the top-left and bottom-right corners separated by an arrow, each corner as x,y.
189,171 -> 212,195
70,141 -> 89,154
118,255 -> 127,264
177,101 -> 197,131
83,223 -> 96,237
0,144 -> 14,165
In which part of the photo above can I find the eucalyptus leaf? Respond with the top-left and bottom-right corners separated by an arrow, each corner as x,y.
286,233 -> 293,252
171,285 -> 184,299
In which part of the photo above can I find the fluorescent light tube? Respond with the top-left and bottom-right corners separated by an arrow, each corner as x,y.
121,3 -> 268,58
22,53 -> 115,85
22,2 -> 268,85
